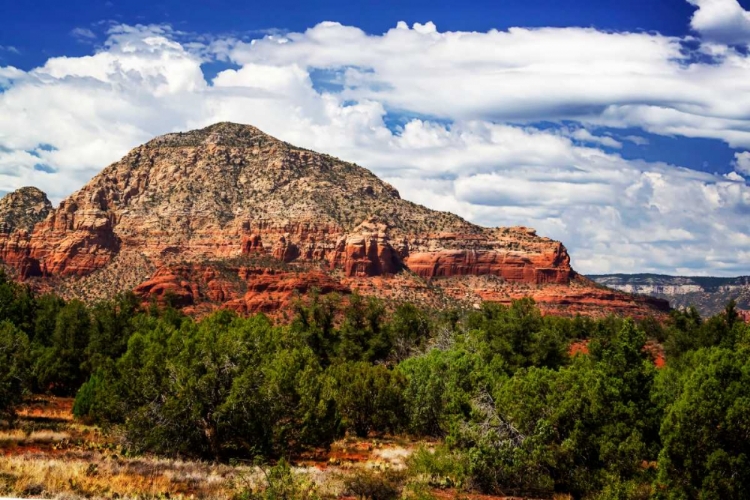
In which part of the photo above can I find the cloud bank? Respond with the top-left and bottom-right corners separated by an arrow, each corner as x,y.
1,4 -> 750,276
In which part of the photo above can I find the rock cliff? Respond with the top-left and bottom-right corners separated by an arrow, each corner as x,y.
0,123 -> 668,318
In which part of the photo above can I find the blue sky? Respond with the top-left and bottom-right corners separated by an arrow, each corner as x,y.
2,0 -> 750,275
0,0 -> 702,60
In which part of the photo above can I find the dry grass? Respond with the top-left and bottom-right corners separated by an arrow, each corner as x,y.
16,396 -> 74,423
0,453 -> 253,499
0,429 -> 70,444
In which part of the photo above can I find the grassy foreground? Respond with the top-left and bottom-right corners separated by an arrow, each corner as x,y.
1,395 -> 521,500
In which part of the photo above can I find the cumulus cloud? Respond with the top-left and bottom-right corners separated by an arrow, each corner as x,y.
0,19 -> 750,275
688,0 -> 750,45
735,151 -> 750,174
226,21 -> 750,148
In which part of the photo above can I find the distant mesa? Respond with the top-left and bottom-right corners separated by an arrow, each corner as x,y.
0,122 -> 668,318
590,274 -> 750,317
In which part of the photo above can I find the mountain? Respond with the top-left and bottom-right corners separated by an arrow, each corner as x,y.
590,274 -> 750,316
0,122 -> 668,317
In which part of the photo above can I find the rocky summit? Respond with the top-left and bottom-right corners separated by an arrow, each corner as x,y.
0,122 -> 668,317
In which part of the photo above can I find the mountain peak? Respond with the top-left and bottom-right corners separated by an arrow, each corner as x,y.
0,186 -> 52,234
147,122 -> 282,149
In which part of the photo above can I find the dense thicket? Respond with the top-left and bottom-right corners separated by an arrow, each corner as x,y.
1,268 -> 749,499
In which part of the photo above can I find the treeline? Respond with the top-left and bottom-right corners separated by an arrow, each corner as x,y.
1,270 -> 750,499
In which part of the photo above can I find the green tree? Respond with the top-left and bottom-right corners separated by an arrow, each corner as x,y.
337,293 -> 392,363
34,299 -> 91,394
0,321 -> 30,421
81,311 -> 339,459
398,348 -> 482,437
329,361 -> 405,437
85,292 -> 141,371
292,291 -> 339,367
390,303 -> 431,361
656,348 -> 750,500
0,270 -> 36,335
31,293 -> 65,347
458,320 -> 659,497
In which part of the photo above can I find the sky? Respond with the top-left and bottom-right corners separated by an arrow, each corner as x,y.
1,0 -> 750,276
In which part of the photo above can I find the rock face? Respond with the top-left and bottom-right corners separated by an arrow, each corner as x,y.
0,187 -> 53,277
330,219 -> 402,277
403,227 -> 570,284
0,123 -> 668,318
132,264 -> 349,315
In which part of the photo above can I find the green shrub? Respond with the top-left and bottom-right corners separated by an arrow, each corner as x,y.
342,468 -> 405,500
398,348 -> 480,437
406,445 -> 470,490
234,459 -> 320,500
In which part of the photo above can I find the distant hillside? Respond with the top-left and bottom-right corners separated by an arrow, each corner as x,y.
589,274 -> 750,316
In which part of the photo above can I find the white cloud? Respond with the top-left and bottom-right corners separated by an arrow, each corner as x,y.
0,66 -> 23,87
225,21 -> 750,148
624,135 -> 650,146
0,20 -> 749,276
570,128 -> 623,149
734,151 -> 750,174
0,45 -> 20,54
70,28 -> 97,41
687,0 -> 750,45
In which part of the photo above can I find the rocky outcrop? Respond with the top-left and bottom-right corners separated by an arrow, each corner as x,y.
227,269 -> 349,315
26,199 -> 120,277
241,234 -> 264,254
0,187 -> 53,277
329,219 -> 402,277
402,227 -> 571,283
0,187 -> 52,234
404,246 -> 570,283
134,263 -> 349,316
133,266 -> 199,307
433,274 -> 670,318
0,123 -> 669,318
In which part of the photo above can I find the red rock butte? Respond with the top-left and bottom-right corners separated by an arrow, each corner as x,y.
0,122 -> 668,317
